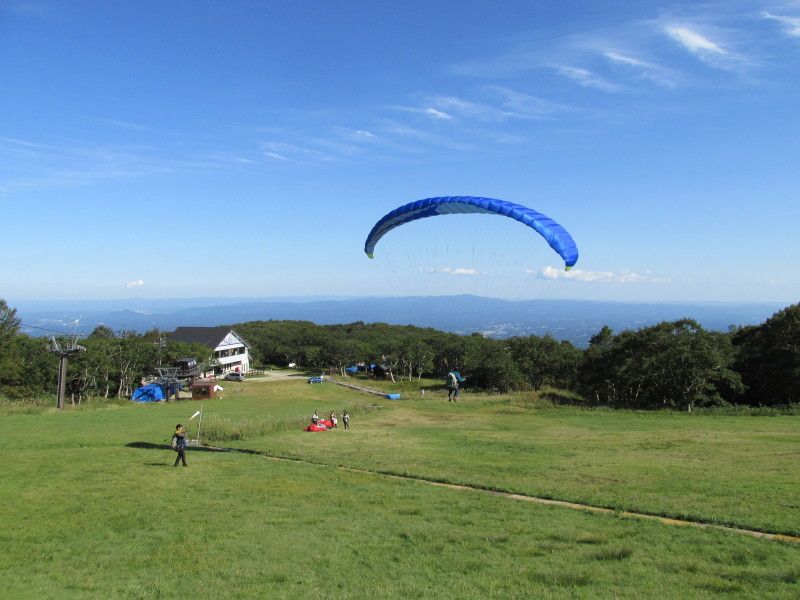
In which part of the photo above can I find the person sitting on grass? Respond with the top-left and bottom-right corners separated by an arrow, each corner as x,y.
312,410 -> 319,424
171,424 -> 188,467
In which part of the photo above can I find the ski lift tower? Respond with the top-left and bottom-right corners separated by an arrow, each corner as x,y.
155,367 -> 181,401
47,336 -> 86,410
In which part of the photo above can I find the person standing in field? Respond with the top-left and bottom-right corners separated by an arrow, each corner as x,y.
330,411 -> 338,428
446,370 -> 460,402
171,424 -> 188,467
342,411 -> 350,429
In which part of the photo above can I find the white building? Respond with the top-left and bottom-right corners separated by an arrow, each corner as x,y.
168,327 -> 251,376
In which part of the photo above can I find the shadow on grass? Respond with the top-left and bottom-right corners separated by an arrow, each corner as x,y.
126,441 -> 261,456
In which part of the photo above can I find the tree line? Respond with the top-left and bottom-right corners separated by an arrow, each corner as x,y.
236,303 -> 799,410
1,298 -> 798,410
0,300 -> 210,404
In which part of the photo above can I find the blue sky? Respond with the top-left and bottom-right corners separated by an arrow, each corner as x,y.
1,0 -> 799,303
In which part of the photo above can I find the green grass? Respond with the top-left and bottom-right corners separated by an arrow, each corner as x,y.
1,379 -> 799,598
242,392 -> 800,536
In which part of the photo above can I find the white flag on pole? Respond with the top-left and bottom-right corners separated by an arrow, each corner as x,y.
189,410 -> 201,420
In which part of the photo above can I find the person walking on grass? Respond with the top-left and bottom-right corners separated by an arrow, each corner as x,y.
446,370 -> 460,402
171,424 -> 188,467
342,411 -> 350,429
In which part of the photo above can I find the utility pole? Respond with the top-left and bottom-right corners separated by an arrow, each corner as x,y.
154,331 -> 166,366
48,336 -> 86,410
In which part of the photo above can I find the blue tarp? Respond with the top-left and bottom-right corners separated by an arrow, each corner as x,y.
131,384 -> 165,402
385,393 -> 401,400
345,366 -> 359,374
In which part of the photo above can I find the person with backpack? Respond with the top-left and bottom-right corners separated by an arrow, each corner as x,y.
171,424 -> 188,467
446,370 -> 464,402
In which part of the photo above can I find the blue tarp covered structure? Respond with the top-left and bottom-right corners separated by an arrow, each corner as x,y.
131,384 -> 165,402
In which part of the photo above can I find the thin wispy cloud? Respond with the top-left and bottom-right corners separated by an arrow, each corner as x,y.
125,279 -> 145,289
603,50 -> 677,87
762,11 -> 800,38
484,86 -> 570,119
424,107 -> 452,120
421,267 -> 480,276
381,121 -> 474,151
537,266 -> 671,284
662,20 -> 759,71
261,141 -> 328,162
428,95 -> 510,121
449,267 -> 478,276
392,105 -> 453,120
554,65 -> 619,92
92,117 -> 152,132
665,26 -> 727,55
0,136 -> 226,192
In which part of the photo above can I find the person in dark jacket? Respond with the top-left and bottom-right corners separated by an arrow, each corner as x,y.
172,424 -> 188,467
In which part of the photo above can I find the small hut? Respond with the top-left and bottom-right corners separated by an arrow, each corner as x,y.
191,380 -> 217,400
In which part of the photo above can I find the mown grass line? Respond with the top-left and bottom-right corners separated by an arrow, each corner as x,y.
171,441 -> 800,544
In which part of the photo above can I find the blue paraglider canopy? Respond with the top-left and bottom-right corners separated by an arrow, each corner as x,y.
364,196 -> 579,270
131,384 -> 165,402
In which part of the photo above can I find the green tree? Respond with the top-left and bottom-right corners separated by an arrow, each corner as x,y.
508,334 -> 581,390
579,320 -> 742,410
734,303 -> 800,405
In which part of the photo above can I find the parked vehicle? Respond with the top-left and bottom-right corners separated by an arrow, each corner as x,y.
307,376 -> 324,384
225,372 -> 245,382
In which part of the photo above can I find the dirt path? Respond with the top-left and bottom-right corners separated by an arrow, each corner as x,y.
245,369 -> 309,382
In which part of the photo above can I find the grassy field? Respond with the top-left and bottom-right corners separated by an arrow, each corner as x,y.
1,378 -> 799,598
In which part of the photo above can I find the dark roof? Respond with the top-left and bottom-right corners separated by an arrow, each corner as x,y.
168,327 -> 249,349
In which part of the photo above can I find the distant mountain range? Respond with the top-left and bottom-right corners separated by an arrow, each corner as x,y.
15,296 -> 786,347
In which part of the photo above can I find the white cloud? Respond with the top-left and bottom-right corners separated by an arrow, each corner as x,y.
264,151 -> 289,161
352,129 -> 376,138
392,105 -> 454,120
554,65 -> 619,92
603,50 -> 677,87
662,24 -> 753,71
125,279 -> 145,289
537,266 -> 670,284
424,107 -> 452,120
485,86 -> 571,119
762,12 -> 800,38
420,267 -> 479,276
426,96 -> 510,122
665,25 -> 727,55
